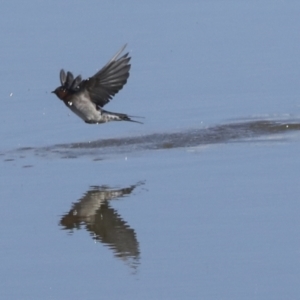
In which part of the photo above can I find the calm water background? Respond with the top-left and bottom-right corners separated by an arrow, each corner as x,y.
1,1 -> 300,299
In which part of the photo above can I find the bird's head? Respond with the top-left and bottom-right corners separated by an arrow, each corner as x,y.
51,86 -> 68,100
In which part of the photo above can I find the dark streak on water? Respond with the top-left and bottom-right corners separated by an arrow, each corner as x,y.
4,119 -> 300,160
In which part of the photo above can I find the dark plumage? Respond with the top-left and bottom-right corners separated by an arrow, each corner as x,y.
52,45 -> 142,124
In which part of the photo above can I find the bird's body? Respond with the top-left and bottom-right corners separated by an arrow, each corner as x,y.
52,45 -> 141,124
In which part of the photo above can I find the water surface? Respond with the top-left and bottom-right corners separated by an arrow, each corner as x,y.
1,1 -> 300,299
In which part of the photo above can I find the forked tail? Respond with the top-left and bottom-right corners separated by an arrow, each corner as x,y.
102,109 -> 143,124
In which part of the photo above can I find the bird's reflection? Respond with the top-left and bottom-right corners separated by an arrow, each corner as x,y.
60,182 -> 144,269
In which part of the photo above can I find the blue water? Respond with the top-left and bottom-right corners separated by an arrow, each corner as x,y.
1,1 -> 300,299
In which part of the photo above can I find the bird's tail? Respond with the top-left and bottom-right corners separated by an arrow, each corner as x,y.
102,109 -> 143,124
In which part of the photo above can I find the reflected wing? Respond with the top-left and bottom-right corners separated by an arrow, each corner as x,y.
91,202 -> 140,267
80,44 -> 131,107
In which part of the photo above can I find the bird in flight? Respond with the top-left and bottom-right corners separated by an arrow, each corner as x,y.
52,45 -> 142,124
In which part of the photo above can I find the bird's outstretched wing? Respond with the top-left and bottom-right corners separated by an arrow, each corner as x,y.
80,44 -> 131,107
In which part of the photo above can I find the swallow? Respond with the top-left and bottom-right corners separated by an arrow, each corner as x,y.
52,44 -> 142,124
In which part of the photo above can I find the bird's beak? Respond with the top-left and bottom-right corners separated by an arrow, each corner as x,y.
51,90 -> 55,93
